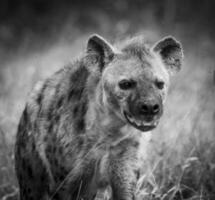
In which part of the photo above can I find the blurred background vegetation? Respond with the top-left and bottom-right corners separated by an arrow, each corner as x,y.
0,0 -> 214,199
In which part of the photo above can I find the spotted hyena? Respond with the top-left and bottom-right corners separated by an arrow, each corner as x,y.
15,34 -> 183,200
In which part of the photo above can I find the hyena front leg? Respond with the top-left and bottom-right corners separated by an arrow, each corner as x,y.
108,139 -> 139,200
109,164 -> 137,200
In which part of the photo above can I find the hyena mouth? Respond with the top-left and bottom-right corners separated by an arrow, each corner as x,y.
123,111 -> 157,132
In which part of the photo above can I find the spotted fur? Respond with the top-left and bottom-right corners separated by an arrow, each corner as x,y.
15,34 -> 183,200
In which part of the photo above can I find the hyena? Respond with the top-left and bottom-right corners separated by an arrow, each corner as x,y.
15,34 -> 183,200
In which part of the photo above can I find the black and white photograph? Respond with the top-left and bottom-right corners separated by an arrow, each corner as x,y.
0,0 -> 214,199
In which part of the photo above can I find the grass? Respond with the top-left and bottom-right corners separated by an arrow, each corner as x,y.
0,12 -> 214,199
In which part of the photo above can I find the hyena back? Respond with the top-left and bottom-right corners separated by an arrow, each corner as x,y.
15,34 -> 183,200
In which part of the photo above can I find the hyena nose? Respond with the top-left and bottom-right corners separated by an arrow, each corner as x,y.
139,102 -> 160,115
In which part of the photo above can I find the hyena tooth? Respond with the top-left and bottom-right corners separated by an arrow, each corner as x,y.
142,122 -> 152,126
129,117 -> 135,123
136,120 -> 142,126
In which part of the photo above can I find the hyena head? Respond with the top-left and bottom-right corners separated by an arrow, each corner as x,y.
87,34 -> 183,131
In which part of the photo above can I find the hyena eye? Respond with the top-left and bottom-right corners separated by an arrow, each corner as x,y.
155,80 -> 165,90
118,79 -> 136,90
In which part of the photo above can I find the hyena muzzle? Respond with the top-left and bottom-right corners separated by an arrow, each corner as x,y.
15,34 -> 183,200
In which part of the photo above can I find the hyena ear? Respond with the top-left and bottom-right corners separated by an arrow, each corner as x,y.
87,34 -> 115,71
153,36 -> 183,75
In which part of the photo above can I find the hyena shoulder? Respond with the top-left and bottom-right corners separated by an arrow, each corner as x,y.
26,59 -> 90,129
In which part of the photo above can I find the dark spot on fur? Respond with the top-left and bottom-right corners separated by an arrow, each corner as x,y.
70,64 -> 89,83
53,147 -> 57,154
134,169 -> 140,180
68,88 -> 85,101
51,135 -> 57,143
47,108 -> 53,121
36,93 -> 43,105
57,96 -> 64,108
23,107 -> 28,123
78,138 -> 84,147
68,90 -> 74,101
54,115 -> 60,123
27,165 -> 33,179
36,83 -> 47,108
132,141 -> 139,148
50,146 -> 56,156
75,119 -> 85,132
67,65 -> 89,133
31,142 -> 36,151
58,146 -> 63,155
44,135 -> 49,142
46,144 -> 52,154
73,99 -> 88,132
68,64 -> 89,102
48,123 -> 53,133
80,100 -> 87,114
17,108 -> 29,137
73,106 -> 79,116
68,89 -> 75,101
